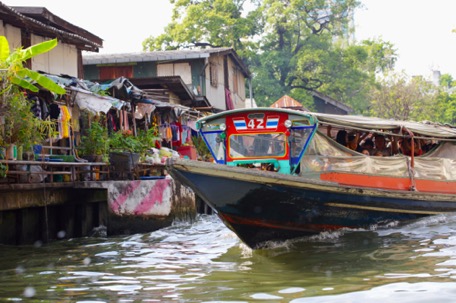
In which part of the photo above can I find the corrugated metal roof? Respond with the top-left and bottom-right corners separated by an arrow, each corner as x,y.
310,90 -> 353,113
13,6 -> 102,47
0,3 -> 101,52
83,48 -> 233,65
83,47 -> 251,77
270,95 -> 306,109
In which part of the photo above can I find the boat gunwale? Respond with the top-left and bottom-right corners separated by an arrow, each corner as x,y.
169,158 -> 456,202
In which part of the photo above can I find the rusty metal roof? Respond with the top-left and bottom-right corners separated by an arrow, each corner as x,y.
270,95 -> 307,110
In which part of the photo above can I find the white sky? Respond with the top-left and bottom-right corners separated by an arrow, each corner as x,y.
355,0 -> 456,78
3,0 -> 456,79
3,0 -> 174,53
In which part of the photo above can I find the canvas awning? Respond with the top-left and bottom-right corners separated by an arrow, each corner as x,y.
313,112 -> 456,139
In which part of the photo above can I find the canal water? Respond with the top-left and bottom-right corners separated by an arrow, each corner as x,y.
1,214 -> 456,302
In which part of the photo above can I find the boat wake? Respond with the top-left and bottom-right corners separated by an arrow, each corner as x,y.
147,213 -> 456,256
377,213 -> 456,239
249,213 -> 456,253
253,229 -> 362,251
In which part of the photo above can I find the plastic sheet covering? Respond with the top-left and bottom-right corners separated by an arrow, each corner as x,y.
300,132 -> 456,181
69,86 -> 125,114
134,103 -> 155,119
414,157 -> 456,180
414,142 -> 456,180
423,141 -> 456,159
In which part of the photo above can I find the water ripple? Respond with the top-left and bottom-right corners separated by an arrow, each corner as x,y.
2,214 -> 456,302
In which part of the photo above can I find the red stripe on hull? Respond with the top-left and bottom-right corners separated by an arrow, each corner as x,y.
320,172 -> 456,194
220,213 -> 345,233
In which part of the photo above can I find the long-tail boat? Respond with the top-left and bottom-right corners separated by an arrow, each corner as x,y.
168,108 -> 456,249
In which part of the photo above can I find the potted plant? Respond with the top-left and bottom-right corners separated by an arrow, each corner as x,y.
108,127 -> 160,177
109,130 -> 141,153
108,130 -> 142,175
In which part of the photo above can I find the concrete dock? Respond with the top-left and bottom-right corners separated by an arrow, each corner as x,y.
0,178 -> 197,245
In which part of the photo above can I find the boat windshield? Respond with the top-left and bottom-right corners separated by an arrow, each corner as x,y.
229,133 -> 286,158
201,131 -> 226,163
289,126 -> 315,166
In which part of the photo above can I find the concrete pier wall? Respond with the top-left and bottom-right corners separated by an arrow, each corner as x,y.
78,178 -> 196,236
0,187 -> 107,245
0,178 -> 196,245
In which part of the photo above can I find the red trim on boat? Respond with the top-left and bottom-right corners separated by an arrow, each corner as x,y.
220,213 -> 345,232
320,172 -> 456,194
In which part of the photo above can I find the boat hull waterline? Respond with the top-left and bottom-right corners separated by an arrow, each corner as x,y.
169,159 -> 456,249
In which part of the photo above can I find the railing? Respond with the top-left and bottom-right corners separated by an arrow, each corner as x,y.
0,160 -> 109,184
0,160 -> 167,184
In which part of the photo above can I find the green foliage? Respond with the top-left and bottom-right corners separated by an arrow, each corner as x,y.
439,74 -> 454,88
191,134 -> 211,160
365,71 -> 456,124
357,39 -> 397,74
0,162 -> 6,178
0,37 -> 66,94
78,122 -> 109,156
143,0 -> 261,54
136,127 -> 160,152
0,37 -> 66,149
369,73 -> 438,121
433,75 -> 456,125
108,127 -> 159,158
0,36 -> 9,62
434,92 -> 456,125
144,0 -> 398,114
109,131 -> 143,153
0,87 -> 57,149
239,0 -> 374,110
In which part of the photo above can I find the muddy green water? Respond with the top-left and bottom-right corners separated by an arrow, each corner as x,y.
1,214 -> 456,302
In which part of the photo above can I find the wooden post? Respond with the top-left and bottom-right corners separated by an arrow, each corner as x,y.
132,103 -> 137,136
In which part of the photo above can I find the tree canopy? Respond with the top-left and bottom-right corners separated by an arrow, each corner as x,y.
146,1 -> 439,118
368,72 -> 456,125
143,0 -> 260,52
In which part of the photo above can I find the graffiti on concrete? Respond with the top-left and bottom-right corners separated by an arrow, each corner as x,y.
108,179 -> 173,216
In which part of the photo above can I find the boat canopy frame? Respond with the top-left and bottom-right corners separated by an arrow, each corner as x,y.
196,108 -> 319,174
195,107 -> 456,178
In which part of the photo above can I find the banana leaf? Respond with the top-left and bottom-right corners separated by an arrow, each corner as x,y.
11,76 -> 39,92
20,38 -> 58,62
0,36 -> 10,63
18,69 -> 66,95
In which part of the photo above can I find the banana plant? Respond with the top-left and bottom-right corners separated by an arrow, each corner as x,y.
0,36 -> 66,95
0,36 -> 65,149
